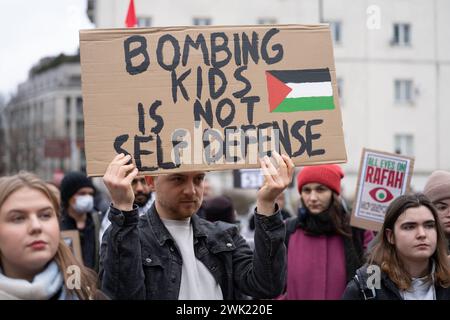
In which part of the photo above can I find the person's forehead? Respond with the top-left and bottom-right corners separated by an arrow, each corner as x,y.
302,182 -> 328,189
76,187 -> 95,194
396,206 -> 435,224
1,187 -> 53,213
166,171 -> 206,178
133,176 -> 146,183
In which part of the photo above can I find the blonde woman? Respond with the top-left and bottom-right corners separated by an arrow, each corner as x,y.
0,172 -> 102,299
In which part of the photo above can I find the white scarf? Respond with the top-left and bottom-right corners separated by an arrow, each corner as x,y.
0,261 -> 66,300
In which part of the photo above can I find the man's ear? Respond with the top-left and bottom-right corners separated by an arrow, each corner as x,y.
386,228 -> 395,245
145,176 -> 155,191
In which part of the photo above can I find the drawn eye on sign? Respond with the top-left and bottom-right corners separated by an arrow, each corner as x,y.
351,148 -> 414,232
369,187 -> 394,203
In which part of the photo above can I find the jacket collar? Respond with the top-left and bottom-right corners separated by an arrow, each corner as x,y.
147,203 -> 207,246
380,259 -> 438,300
60,207 -> 93,229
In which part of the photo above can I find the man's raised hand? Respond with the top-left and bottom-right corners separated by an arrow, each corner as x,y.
103,153 -> 138,211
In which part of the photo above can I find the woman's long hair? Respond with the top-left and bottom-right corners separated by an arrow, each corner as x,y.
0,171 -> 97,299
369,193 -> 450,290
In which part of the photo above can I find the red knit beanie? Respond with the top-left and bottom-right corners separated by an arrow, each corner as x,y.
297,164 -> 344,195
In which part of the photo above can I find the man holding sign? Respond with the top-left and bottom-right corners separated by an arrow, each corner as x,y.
100,151 -> 294,300
80,23 -> 346,300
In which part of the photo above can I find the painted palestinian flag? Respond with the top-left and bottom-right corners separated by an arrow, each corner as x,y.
265,68 -> 335,113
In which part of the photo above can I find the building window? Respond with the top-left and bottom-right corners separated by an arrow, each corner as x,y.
69,75 -> 81,86
65,97 -> 71,120
258,17 -> 277,25
193,17 -> 212,26
76,120 -> 84,139
76,97 -> 83,120
394,79 -> 413,103
394,134 -> 414,156
391,23 -> 411,46
137,17 -> 152,27
329,21 -> 342,45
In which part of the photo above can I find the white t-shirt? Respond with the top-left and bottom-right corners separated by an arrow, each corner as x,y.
401,276 -> 436,300
162,217 -> 223,300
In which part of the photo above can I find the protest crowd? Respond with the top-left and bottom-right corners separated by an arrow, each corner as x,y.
1,2 -> 449,303
1,153 -> 450,300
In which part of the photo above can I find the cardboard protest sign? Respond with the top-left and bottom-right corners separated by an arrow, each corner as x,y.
61,230 -> 83,264
350,148 -> 414,231
79,24 -> 347,176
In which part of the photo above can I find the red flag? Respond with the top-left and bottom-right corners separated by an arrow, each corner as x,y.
125,0 -> 137,28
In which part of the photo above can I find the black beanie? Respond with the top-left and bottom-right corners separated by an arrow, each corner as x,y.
60,171 -> 95,208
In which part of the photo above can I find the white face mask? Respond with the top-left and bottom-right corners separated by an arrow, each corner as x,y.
72,195 -> 94,213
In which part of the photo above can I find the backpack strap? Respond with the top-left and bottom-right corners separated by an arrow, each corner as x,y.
354,268 -> 377,300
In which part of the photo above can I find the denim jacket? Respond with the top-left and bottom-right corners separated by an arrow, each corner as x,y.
99,203 -> 286,300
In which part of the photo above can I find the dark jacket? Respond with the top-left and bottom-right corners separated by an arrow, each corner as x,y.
60,209 -> 101,272
342,265 -> 450,300
99,203 -> 286,300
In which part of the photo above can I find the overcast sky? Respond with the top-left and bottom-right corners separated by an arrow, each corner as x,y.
0,0 -> 94,100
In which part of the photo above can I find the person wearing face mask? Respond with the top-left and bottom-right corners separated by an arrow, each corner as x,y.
60,171 -> 101,272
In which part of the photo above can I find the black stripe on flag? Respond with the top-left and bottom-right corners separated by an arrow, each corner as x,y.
267,68 -> 331,83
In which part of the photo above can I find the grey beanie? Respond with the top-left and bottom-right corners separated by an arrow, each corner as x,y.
423,170 -> 450,203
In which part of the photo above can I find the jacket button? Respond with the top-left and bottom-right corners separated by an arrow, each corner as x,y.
226,243 -> 232,248
145,258 -> 152,263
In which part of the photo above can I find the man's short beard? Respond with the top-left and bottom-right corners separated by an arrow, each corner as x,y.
134,193 -> 149,207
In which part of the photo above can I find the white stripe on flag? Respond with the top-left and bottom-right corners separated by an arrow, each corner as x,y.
286,81 -> 333,98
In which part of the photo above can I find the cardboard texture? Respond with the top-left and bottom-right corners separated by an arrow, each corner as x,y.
350,148 -> 415,232
80,24 -> 347,176
61,230 -> 83,264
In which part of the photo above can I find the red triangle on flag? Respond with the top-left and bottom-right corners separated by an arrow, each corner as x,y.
265,71 -> 292,112
125,0 -> 137,28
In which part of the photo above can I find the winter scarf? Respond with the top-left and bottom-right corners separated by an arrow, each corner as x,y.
298,206 -> 362,282
0,261 -> 74,300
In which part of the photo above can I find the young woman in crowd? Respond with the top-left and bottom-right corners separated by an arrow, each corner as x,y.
0,171 -> 101,299
281,165 -> 373,299
343,193 -> 450,300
